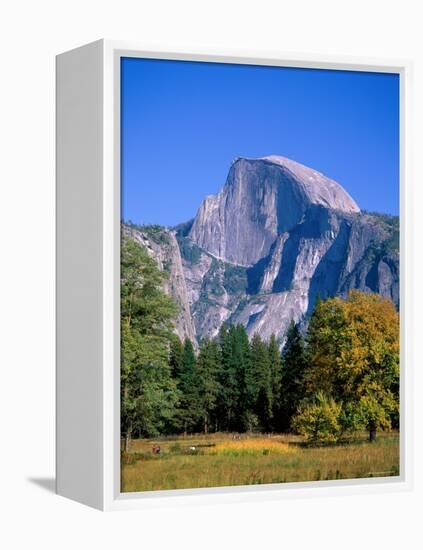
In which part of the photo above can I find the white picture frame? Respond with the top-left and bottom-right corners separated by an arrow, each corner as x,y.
56,39 -> 413,511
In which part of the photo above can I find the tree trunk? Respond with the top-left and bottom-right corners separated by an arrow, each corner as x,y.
369,421 -> 377,442
124,424 -> 132,452
204,414 -> 208,434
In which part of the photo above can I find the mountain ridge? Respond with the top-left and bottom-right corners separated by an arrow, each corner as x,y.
124,155 -> 399,344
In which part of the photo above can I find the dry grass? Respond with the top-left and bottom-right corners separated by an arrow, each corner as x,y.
208,438 -> 293,457
121,431 -> 399,493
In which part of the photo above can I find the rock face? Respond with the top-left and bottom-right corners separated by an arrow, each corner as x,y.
125,155 -> 399,344
123,225 -> 196,344
188,157 -> 359,266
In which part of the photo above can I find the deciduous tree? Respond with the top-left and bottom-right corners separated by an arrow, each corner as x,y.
304,290 -> 399,441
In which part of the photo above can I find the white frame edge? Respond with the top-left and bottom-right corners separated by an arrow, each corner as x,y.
56,39 -> 414,511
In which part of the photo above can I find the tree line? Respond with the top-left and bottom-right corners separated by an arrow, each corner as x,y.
121,236 -> 399,450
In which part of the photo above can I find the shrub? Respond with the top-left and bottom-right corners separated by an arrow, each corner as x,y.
142,224 -> 170,245
223,264 -> 248,293
292,392 -> 342,445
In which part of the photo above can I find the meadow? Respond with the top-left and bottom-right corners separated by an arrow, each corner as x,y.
121,431 -> 399,493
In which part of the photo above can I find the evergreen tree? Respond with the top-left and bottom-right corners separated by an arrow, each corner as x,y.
174,339 -> 202,434
250,333 -> 273,431
216,323 -> 239,431
279,321 -> 307,432
197,338 -> 221,433
169,335 -> 183,377
181,338 -> 196,372
121,237 -> 178,338
121,237 -> 179,449
268,334 -> 282,427
233,324 -> 253,431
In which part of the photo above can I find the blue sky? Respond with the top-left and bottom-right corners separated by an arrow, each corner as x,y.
121,57 -> 399,226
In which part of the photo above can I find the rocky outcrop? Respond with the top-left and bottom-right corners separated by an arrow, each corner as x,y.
126,155 -> 399,344
123,225 -> 196,344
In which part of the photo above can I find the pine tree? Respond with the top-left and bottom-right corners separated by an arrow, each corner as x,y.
233,324 -> 253,431
250,334 -> 272,431
279,321 -> 307,432
121,236 -> 179,449
169,335 -> 183,377
121,237 -> 178,338
268,334 -> 282,428
216,324 -> 239,431
174,339 -> 202,434
196,338 -> 221,433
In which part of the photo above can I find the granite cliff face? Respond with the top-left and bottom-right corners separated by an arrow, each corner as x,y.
123,224 -> 196,344
188,157 -> 359,266
125,156 -> 399,344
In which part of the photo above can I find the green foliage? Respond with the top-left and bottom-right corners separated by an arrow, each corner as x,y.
216,324 -> 251,431
268,334 -> 282,425
121,325 -> 179,438
178,237 -> 202,264
304,290 -> 399,441
382,227 -> 399,255
121,237 -> 177,338
305,297 -> 349,398
250,334 -> 273,430
362,212 -> 399,256
196,338 -> 222,433
223,264 -> 248,294
355,382 -> 398,434
141,224 -> 171,246
124,221 -> 171,246
121,237 -> 179,445
169,336 -> 183,377
232,325 -> 253,430
215,324 -> 236,430
202,259 -> 225,297
213,325 -> 283,433
121,232 -> 399,448
279,321 -> 307,431
173,339 -> 203,433
292,392 -> 342,445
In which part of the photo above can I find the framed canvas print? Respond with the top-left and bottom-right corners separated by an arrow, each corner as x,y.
56,40 -> 413,510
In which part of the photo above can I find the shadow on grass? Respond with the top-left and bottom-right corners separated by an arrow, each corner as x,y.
288,434 -> 397,449
289,439 -> 367,449
27,477 -> 56,494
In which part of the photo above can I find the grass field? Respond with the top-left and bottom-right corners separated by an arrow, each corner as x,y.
121,431 -> 399,493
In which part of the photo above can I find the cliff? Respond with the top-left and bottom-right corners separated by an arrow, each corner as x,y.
123,225 -> 196,344
188,156 -> 359,266
125,155 -> 399,344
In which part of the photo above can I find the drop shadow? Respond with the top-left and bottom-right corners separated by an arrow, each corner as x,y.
27,477 -> 56,494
